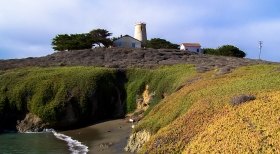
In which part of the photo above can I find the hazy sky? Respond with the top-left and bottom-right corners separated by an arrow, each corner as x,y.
1,0 -> 280,61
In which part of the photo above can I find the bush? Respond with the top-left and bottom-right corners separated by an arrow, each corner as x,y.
146,38 -> 178,49
203,45 -> 246,58
217,45 -> 246,58
203,48 -> 217,55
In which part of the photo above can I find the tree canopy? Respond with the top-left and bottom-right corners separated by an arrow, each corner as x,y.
146,38 -> 178,49
52,29 -> 113,51
52,34 -> 92,51
89,29 -> 112,48
204,45 -> 246,58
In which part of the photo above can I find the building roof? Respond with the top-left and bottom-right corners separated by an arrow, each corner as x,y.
114,35 -> 142,43
181,43 -> 201,47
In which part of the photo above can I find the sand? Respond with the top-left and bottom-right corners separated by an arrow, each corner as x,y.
62,119 -> 133,154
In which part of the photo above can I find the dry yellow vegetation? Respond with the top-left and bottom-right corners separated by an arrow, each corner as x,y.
184,91 -> 280,153
136,64 -> 280,153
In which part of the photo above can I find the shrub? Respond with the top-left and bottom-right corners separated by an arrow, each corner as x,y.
217,45 -> 246,58
204,45 -> 246,58
146,38 -> 178,49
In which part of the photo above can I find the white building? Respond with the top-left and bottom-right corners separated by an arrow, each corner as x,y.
180,43 -> 202,53
134,22 -> 147,46
113,35 -> 142,48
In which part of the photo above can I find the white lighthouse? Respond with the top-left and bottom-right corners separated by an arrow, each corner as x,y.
134,22 -> 147,46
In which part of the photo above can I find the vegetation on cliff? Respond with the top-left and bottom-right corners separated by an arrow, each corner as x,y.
0,64 -> 196,130
125,64 -> 196,112
0,48 -> 279,153
132,64 -> 280,153
0,67 -> 123,129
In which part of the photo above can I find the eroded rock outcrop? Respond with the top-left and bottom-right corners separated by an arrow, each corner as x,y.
137,85 -> 154,112
16,113 -> 49,133
125,130 -> 151,153
125,85 -> 155,152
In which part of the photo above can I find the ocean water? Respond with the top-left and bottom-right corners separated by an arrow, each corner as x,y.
0,130 -> 89,154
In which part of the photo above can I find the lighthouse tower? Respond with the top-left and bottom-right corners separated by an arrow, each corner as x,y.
134,22 -> 147,46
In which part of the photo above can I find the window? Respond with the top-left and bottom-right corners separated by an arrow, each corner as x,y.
132,43 -> 136,48
197,49 -> 199,52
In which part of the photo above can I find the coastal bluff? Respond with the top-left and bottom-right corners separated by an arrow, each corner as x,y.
1,48 -> 279,153
0,48 -> 267,132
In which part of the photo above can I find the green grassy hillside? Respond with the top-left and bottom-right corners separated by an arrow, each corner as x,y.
0,65 -> 196,129
0,67 -> 120,126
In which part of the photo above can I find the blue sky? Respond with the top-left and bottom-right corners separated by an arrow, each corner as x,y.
1,0 -> 280,62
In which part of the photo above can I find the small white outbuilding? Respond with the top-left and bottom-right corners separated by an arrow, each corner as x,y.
180,43 -> 202,53
113,35 -> 142,48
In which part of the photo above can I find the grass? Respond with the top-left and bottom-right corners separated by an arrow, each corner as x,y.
125,64 -> 196,113
0,67 -> 119,124
136,64 -> 280,153
0,64 -> 196,127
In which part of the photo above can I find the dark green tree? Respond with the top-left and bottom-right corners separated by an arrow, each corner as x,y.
203,45 -> 246,58
217,45 -> 246,58
89,29 -> 113,47
52,34 -> 71,51
52,28 -> 113,51
52,34 -> 92,51
203,48 -> 218,55
146,38 -> 178,49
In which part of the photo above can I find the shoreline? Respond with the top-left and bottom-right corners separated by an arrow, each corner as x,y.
62,119 -> 133,154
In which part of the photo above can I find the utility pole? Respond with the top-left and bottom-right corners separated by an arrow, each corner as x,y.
258,41 -> 263,60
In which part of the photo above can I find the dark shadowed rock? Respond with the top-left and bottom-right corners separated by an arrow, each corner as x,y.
230,94 -> 256,106
216,66 -> 232,75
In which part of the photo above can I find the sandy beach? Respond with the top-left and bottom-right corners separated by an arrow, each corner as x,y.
62,119 -> 133,154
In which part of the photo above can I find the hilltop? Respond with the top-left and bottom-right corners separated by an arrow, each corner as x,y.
0,48 -> 271,71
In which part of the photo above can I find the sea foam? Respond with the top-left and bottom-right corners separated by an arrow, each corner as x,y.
44,129 -> 89,154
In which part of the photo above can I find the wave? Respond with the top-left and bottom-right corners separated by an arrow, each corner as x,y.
44,129 -> 89,154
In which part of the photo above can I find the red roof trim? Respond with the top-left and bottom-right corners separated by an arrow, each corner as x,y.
181,43 -> 201,47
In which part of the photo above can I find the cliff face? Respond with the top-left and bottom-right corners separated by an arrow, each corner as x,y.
0,67 -> 127,132
0,62 -> 198,132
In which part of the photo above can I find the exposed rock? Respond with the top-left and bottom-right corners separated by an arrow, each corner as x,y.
99,142 -> 113,151
0,48 -> 270,71
16,113 -> 49,133
137,85 -> 154,112
230,94 -> 256,106
125,85 -> 154,151
216,66 -> 232,75
125,130 -> 151,153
